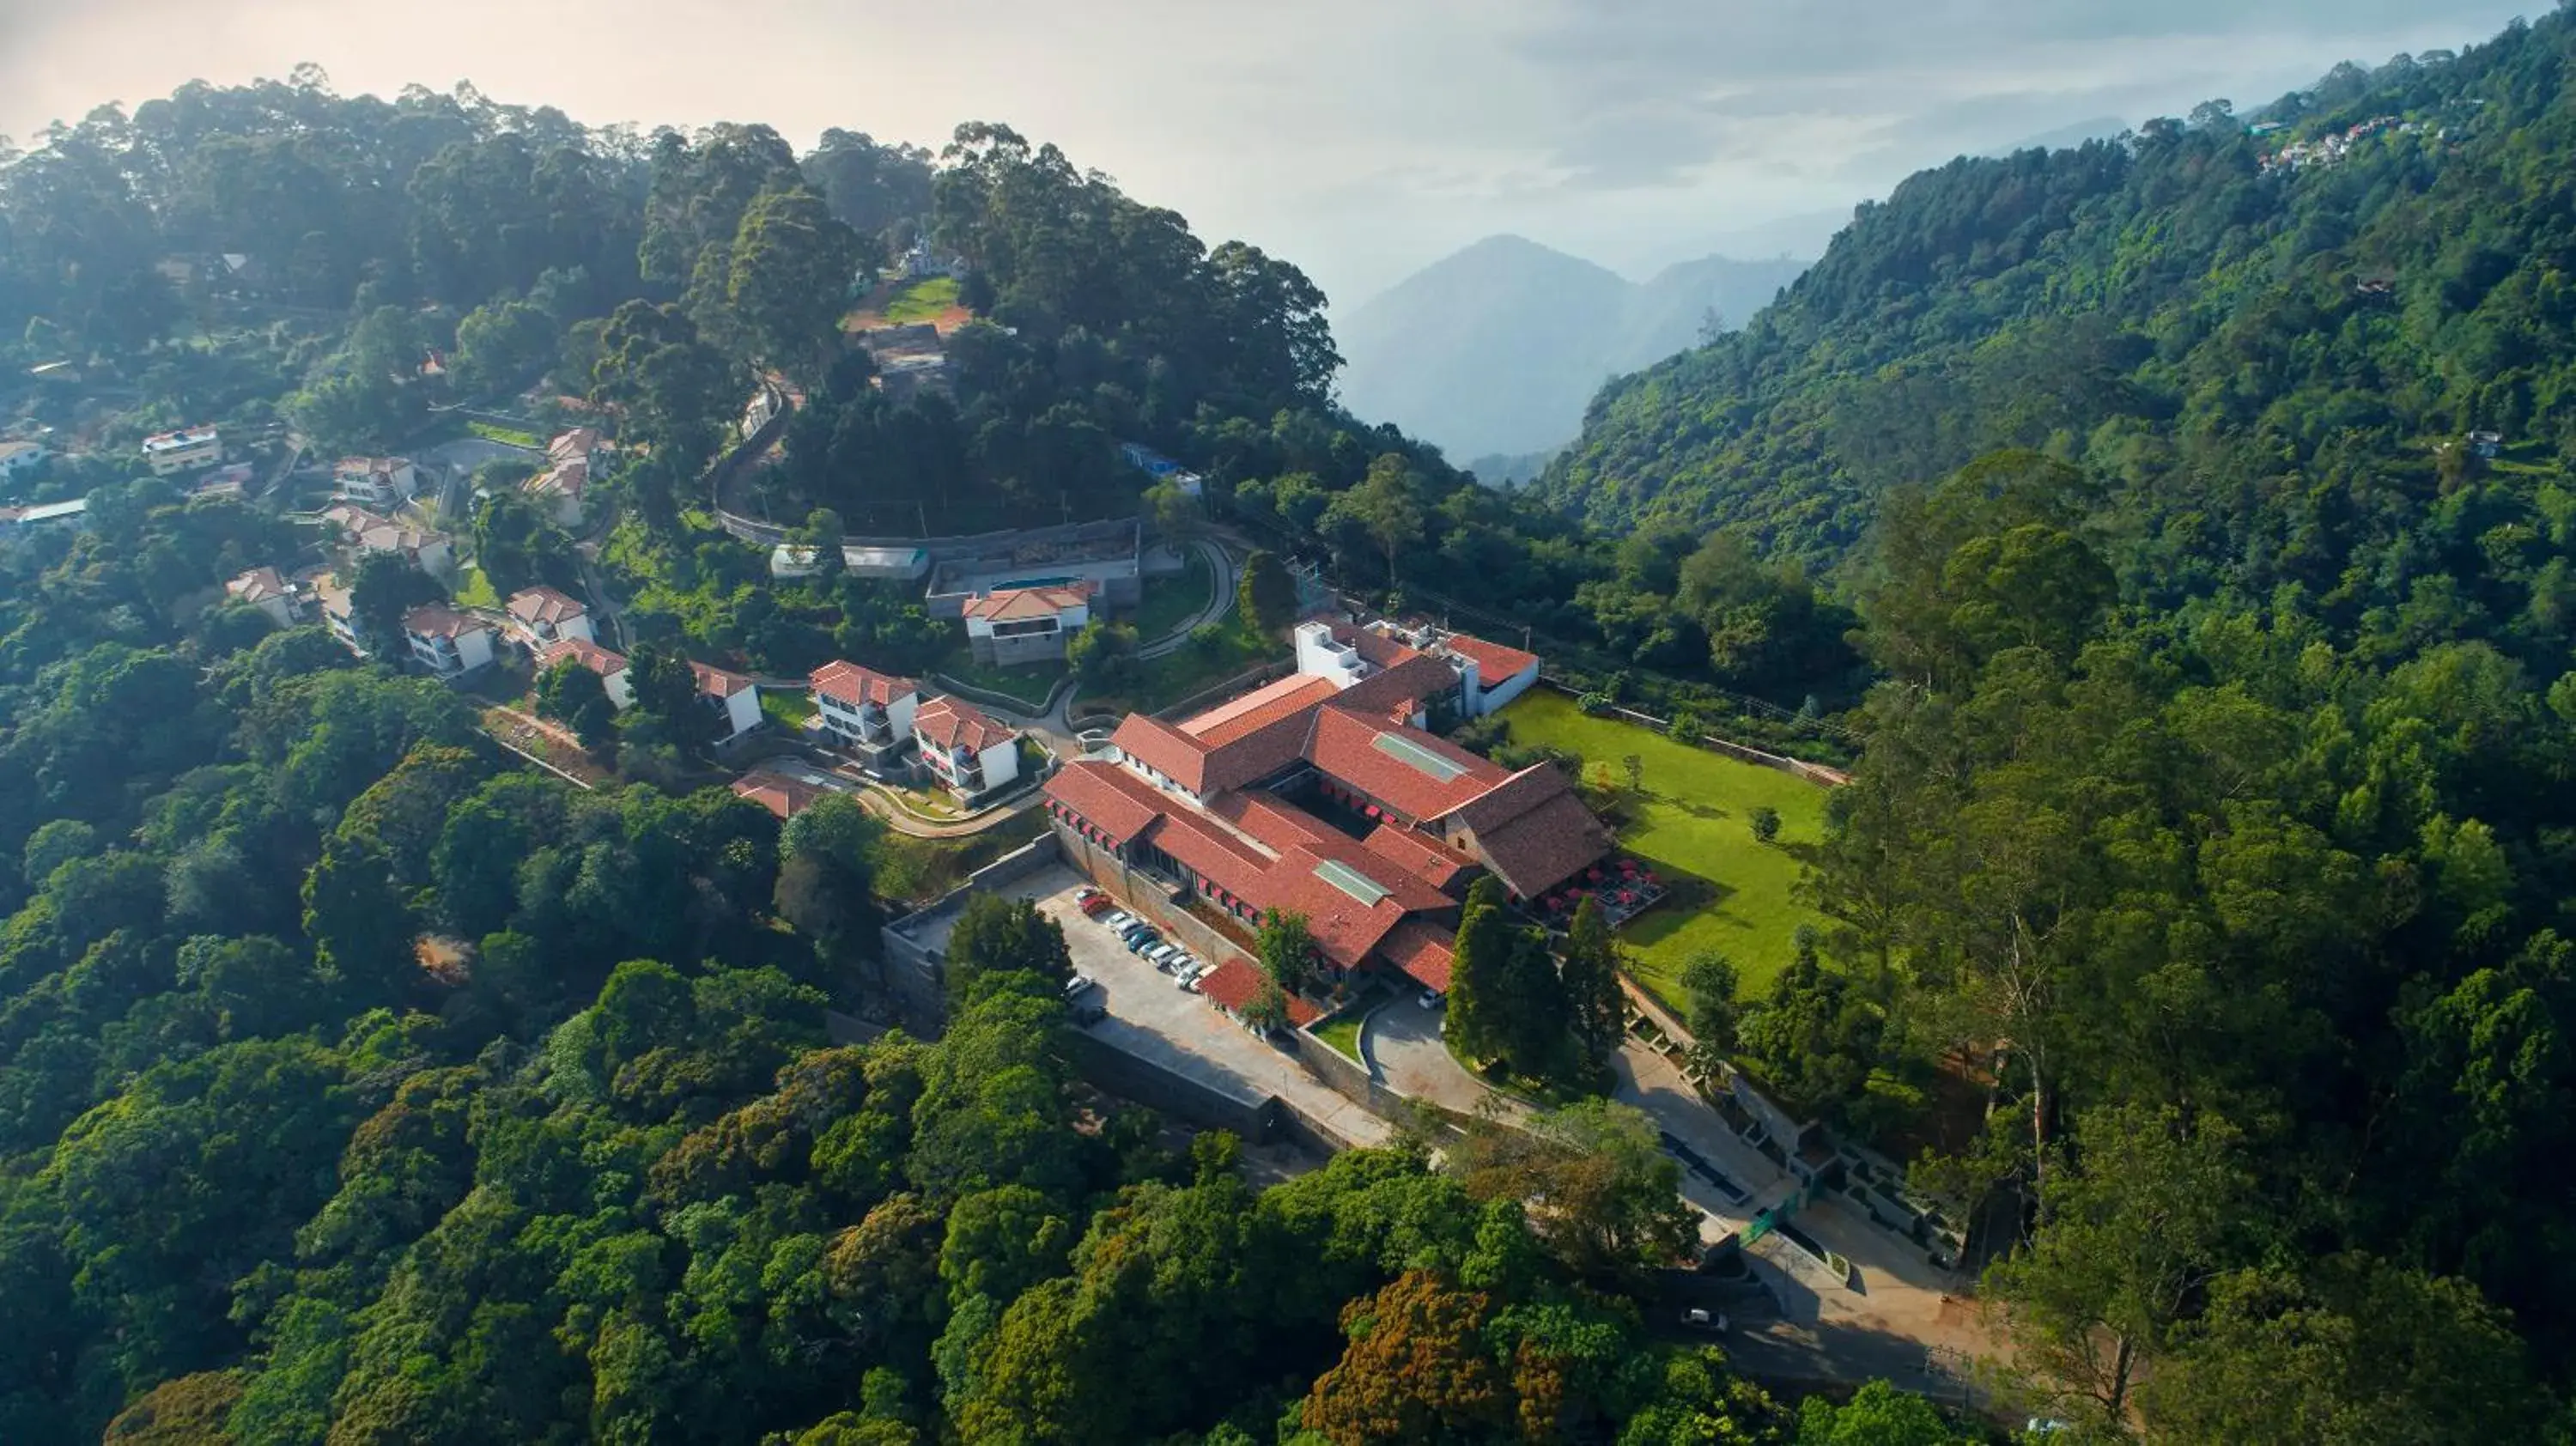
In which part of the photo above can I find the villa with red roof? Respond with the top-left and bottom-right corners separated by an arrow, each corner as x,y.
963,580 -> 1095,666
538,638 -> 636,709
913,696 -> 1022,800
1042,620 -> 1608,999
691,660 -> 762,744
809,659 -> 923,769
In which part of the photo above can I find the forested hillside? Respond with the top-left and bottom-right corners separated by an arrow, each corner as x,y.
1544,9 -> 2576,1438
1541,20 -> 2562,586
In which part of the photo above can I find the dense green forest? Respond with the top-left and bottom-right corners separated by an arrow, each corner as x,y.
0,70 -> 1963,1446
1514,8 -> 2576,1438
13,7 -> 2576,1436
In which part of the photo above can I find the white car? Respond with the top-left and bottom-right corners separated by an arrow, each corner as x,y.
1063,974 -> 1095,1000
1175,961 -> 1207,987
1145,944 -> 1179,969
1104,911 -> 1136,933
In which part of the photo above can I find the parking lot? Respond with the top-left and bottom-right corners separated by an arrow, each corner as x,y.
913,865 -> 1390,1147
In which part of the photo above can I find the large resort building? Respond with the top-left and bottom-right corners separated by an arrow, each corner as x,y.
1042,620 -> 1607,999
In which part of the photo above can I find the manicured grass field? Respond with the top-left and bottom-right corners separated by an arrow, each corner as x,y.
1493,690 -> 1832,1006
882,276 -> 961,324
466,420 -> 544,448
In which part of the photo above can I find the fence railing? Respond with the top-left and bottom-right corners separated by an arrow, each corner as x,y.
1538,678 -> 1850,787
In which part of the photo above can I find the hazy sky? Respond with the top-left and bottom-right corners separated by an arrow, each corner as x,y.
0,0 -> 2529,305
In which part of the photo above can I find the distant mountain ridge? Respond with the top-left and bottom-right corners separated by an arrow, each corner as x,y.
1335,235 -> 1810,459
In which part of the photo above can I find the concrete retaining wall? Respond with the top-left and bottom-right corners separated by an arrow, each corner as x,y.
1066,1031 -> 1280,1141
879,833 -> 1066,1030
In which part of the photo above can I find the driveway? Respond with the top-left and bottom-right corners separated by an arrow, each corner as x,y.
941,869 -> 1391,1147
1364,999 -> 1504,1116
1139,538 -> 1238,659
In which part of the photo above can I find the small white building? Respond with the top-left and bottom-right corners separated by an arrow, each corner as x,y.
1433,633 -> 1541,718
810,659 -> 921,764
504,586 -> 594,648
142,425 -> 222,477
912,696 -> 1019,800
0,440 -> 48,483
325,505 -> 453,576
693,661 -> 762,744
402,605 -> 496,677
526,428 -> 600,527
331,457 -> 418,508
224,567 -> 302,628
538,638 -> 636,709
317,576 -> 364,656
963,582 -> 1094,666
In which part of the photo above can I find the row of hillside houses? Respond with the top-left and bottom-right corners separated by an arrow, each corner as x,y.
1039,619 -> 1584,1003
806,659 -> 1024,801
538,638 -> 764,743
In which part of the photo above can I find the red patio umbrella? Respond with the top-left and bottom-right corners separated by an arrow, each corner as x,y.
1588,867 -> 1605,882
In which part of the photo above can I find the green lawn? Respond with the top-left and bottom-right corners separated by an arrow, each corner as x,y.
882,276 -> 960,324
453,566 -> 501,610
1313,1010 -> 1364,1061
761,689 -> 817,729
1494,690 -> 1832,1006
1132,551 -> 1216,644
467,420 -> 544,448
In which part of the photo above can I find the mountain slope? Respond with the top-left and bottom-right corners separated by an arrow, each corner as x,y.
1535,26 -> 2570,583
1336,235 -> 1806,459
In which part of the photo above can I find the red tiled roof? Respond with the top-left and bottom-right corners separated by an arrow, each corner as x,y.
963,581 -> 1094,623
1195,957 -> 1266,1011
1460,791 -> 1613,901
506,586 -> 586,626
1179,673 -> 1338,747
1111,714 -> 1212,793
227,566 -> 289,605
1306,708 -> 1505,823
1194,958 -> 1320,1026
1044,760 -> 1166,843
914,696 -> 1015,754
1210,790 -> 1341,854
1263,849 -> 1413,970
811,659 -> 919,708
1144,811 -> 1275,902
1442,631 -> 1540,686
691,660 -> 755,699
1363,823 -> 1475,892
527,459 -> 587,499
540,638 -> 629,677
1332,623 -> 1425,668
1336,653 -> 1464,719
402,605 -> 485,640
1200,705 -> 1327,793
549,428 -> 601,464
731,769 -> 826,819
1381,921 -> 1456,993
1449,762 -> 1571,831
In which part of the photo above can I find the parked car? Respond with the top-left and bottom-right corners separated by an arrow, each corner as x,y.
1104,911 -> 1136,933
1175,962 -> 1206,987
1680,1308 -> 1728,1334
1145,944 -> 1178,969
1125,930 -> 1161,954
1077,892 -> 1113,916
1063,974 -> 1095,1000
1166,952 -> 1196,976
1418,988 -> 1443,1009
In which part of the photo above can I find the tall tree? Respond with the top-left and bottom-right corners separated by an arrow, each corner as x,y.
1560,897 -> 1626,1083
1237,548 -> 1298,635
1445,877 -> 1514,1065
728,186 -> 871,382
1256,909 -> 1322,995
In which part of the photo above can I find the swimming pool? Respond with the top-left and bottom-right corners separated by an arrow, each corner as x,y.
990,574 -> 1078,590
